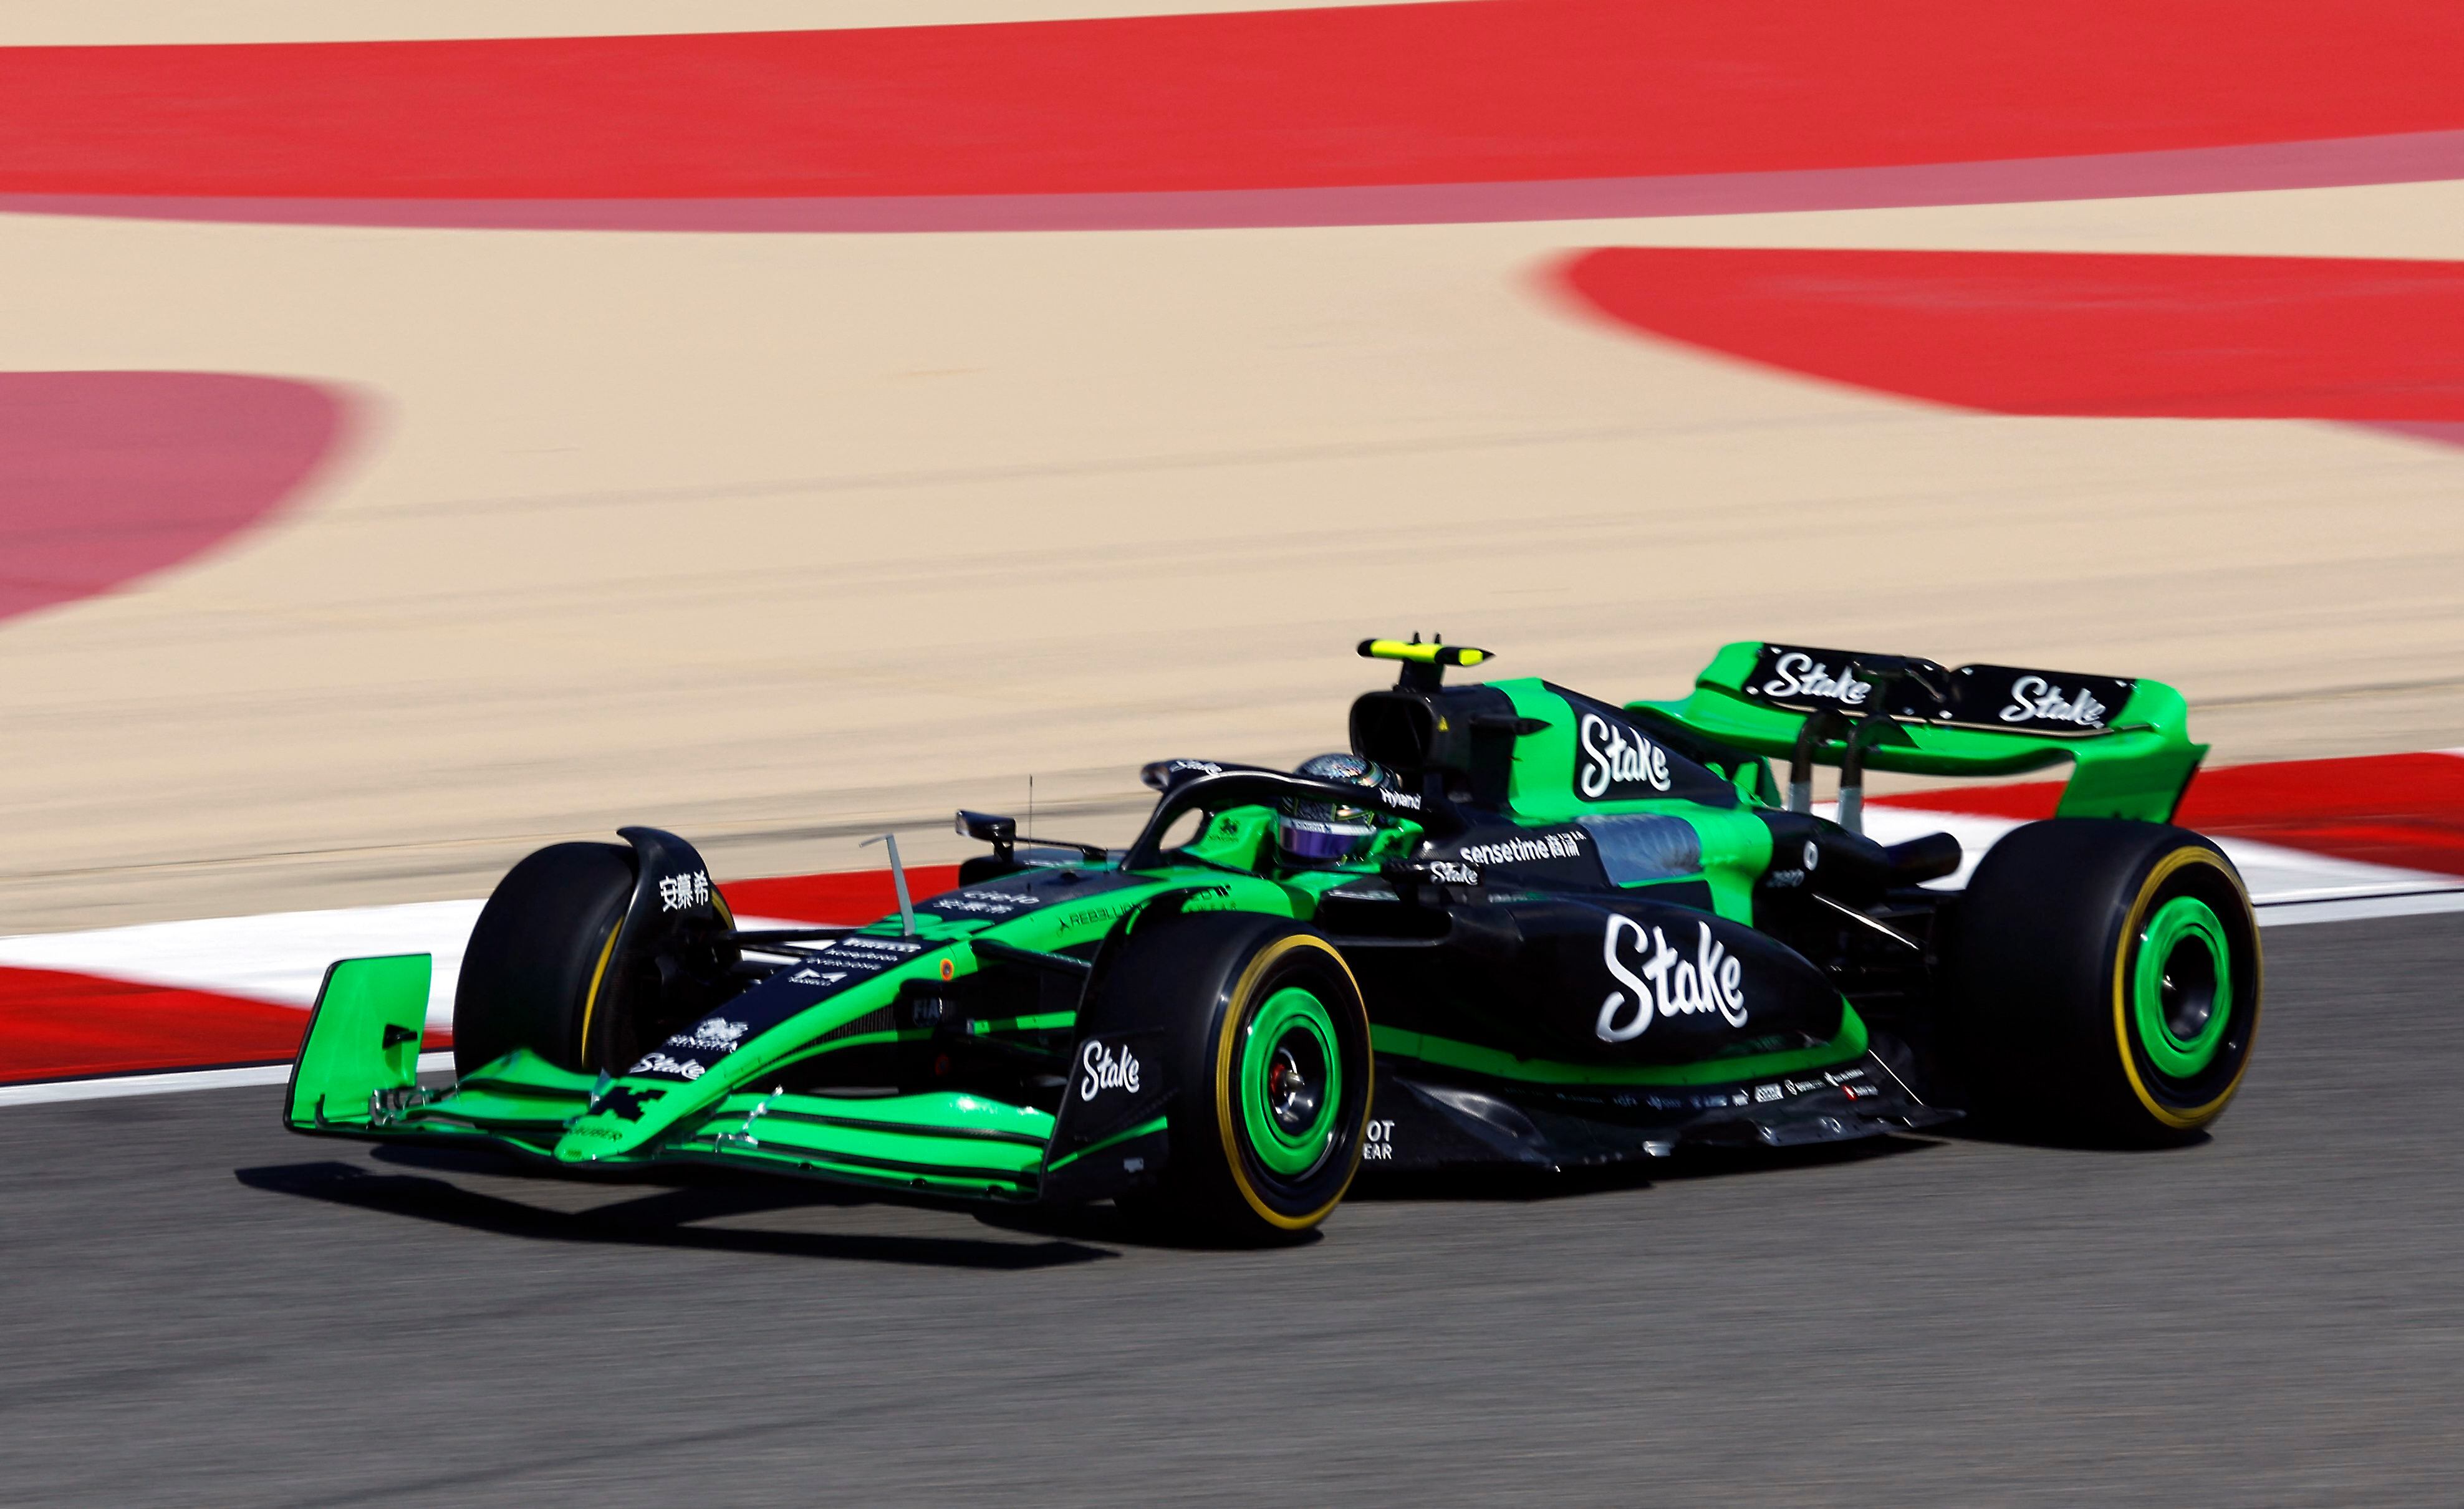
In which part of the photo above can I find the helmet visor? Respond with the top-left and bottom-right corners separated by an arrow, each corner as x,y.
1278,815 -> 1372,861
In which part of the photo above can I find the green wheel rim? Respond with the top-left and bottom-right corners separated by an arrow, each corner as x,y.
2133,894 -> 2234,1077
1240,986 -> 1343,1177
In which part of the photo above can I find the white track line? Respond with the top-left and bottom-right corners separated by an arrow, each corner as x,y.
0,1052 -> 454,1109
2254,889 -> 2464,927
0,904 -> 814,1033
1848,806 -> 2464,924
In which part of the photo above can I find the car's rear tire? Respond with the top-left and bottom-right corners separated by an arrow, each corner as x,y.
453,842 -> 637,1078
1946,819 -> 2261,1144
1107,913 -> 1373,1243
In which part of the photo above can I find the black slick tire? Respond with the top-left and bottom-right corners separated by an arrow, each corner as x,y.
453,842 -> 637,1078
1107,913 -> 1373,1243
1945,819 -> 2261,1145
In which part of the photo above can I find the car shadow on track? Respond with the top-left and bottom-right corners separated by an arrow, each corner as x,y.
1347,1132 -> 1950,1204
1933,1120 -> 2216,1154
236,1160 -> 1118,1270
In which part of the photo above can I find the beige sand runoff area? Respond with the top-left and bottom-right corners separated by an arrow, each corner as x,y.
4,180 -> 2463,930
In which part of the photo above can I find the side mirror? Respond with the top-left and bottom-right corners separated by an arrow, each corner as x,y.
954,810 -> 1017,861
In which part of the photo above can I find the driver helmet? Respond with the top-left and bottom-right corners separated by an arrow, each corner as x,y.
1278,752 -> 1394,864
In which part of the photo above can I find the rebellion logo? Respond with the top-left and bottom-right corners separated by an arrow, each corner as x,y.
1577,713 -> 1672,799
1597,916 -> 1748,1042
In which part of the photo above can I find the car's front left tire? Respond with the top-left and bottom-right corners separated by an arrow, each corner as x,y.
452,841 -> 638,1078
1104,912 -> 1374,1242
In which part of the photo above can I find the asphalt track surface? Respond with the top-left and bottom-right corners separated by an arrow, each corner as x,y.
1,914 -> 2457,1505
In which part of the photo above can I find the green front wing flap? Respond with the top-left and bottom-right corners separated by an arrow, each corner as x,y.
285,954 -> 433,1131
1634,640 -> 2207,821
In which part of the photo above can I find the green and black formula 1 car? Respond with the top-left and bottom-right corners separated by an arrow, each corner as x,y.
286,638 -> 2261,1240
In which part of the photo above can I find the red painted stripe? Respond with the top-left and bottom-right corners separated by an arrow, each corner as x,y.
1558,250 -> 2464,425
0,966 -> 445,1085
16,130 -> 2464,233
0,866 -> 942,1085
1873,754 -> 2464,877
722,865 -> 965,925
0,372 -> 349,624
4,1 -> 2462,200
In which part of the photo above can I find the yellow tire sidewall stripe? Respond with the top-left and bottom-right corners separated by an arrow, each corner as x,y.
1213,932 -> 1371,1231
577,919 -> 623,1070
2112,846 -> 2263,1130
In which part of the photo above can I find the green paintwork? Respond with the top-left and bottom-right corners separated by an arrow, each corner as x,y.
1183,805 -> 1277,869
2134,894 -> 2234,1076
1487,679 -> 1773,921
1242,986 -> 1343,1176
1632,640 -> 2205,822
674,1090 -> 1052,1185
1373,1003 -> 1869,1086
285,954 -> 431,1131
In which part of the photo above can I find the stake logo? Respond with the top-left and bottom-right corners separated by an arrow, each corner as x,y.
1077,1040 -> 1142,1101
2000,674 -> 2109,729
622,1052 -> 703,1082
1577,713 -> 1672,800
1759,651 -> 1874,709
1597,917 -> 1748,1042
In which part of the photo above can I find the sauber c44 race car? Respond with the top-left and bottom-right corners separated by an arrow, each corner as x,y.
284,639 -> 2260,1241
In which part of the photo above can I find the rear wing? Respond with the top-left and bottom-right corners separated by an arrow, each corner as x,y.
1630,641 -> 2205,822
